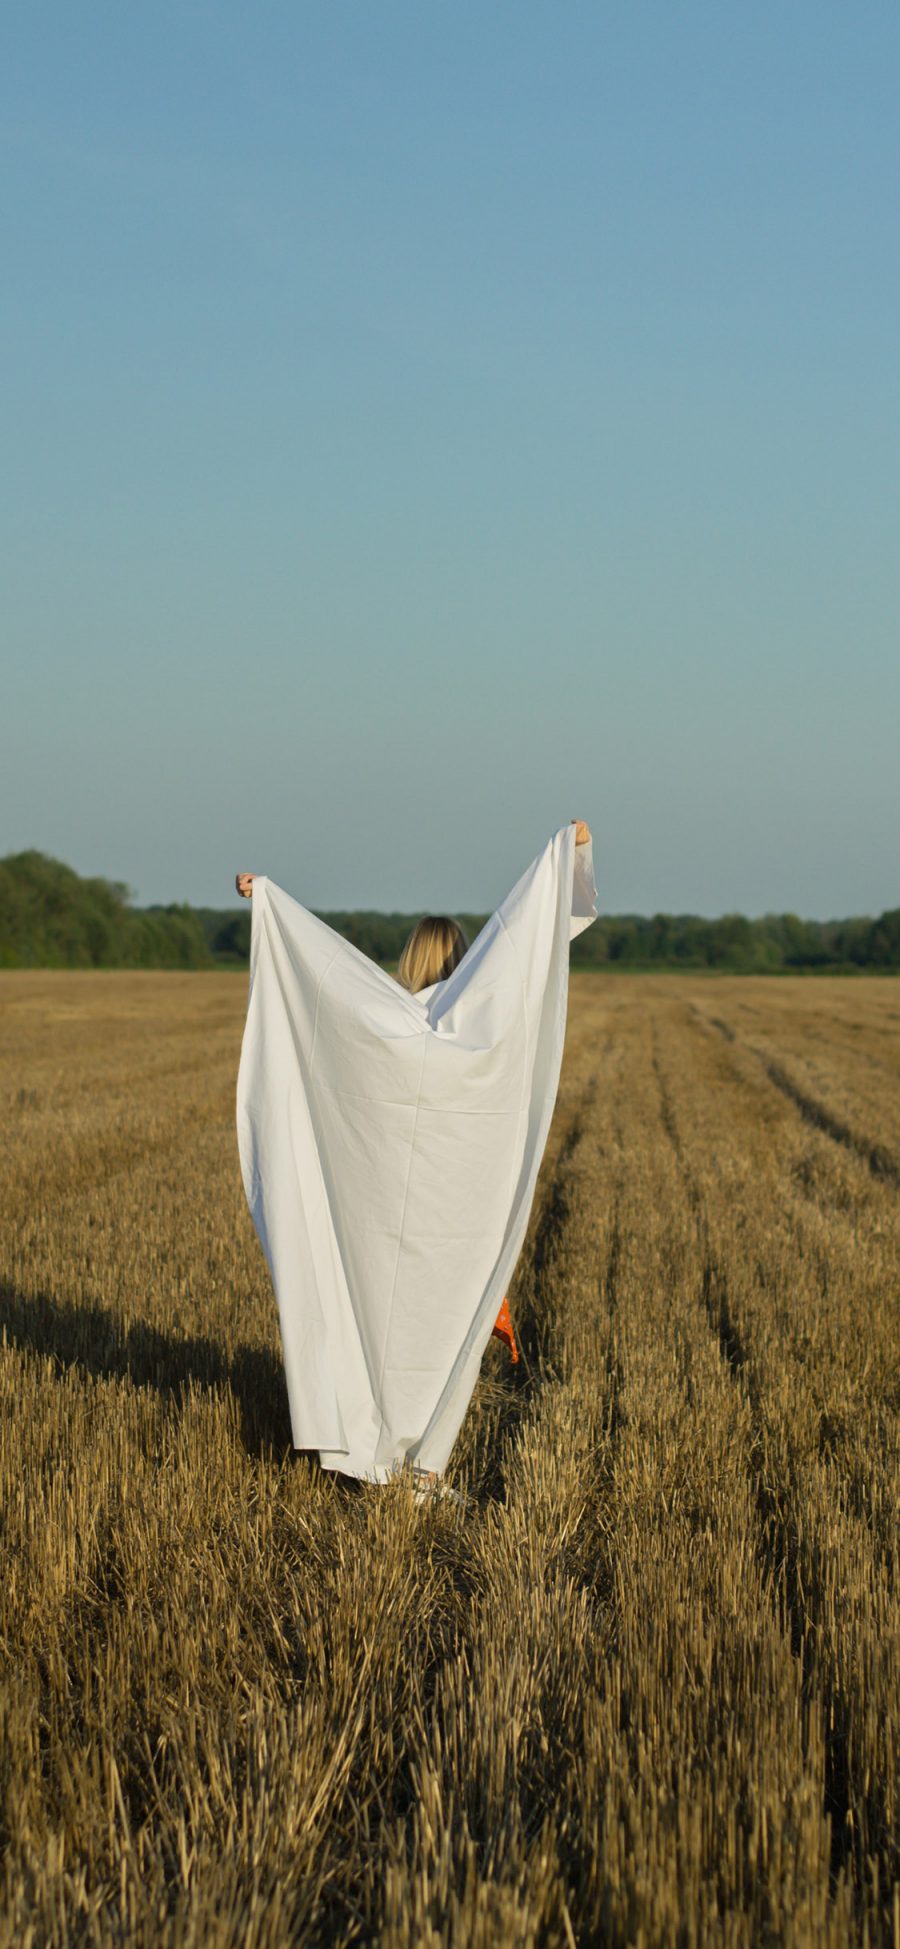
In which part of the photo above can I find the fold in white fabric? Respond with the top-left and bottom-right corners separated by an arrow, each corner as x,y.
236,824 -> 597,1481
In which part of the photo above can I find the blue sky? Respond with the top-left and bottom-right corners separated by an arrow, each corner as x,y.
2,2 -> 898,917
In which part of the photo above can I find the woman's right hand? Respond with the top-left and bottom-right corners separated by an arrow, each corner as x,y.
235,873 -> 256,899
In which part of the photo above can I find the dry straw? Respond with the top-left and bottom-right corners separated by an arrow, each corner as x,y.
0,968 -> 897,1944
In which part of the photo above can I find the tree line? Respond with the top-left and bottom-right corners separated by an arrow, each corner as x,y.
0,852 -> 211,969
2,850 -> 898,972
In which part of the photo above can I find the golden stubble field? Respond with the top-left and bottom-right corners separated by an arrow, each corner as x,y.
1,970 -> 898,1947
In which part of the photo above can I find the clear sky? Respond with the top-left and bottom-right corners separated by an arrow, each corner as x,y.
2,2 -> 898,918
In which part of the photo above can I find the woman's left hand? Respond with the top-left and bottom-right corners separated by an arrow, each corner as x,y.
235,873 -> 256,898
572,821 -> 591,846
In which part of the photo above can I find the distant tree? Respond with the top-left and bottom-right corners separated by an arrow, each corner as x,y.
865,908 -> 900,966
0,853 -> 211,969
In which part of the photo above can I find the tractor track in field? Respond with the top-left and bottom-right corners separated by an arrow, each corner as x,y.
650,1024 -> 861,1896
692,1005 -> 900,1187
762,1057 -> 900,1186
600,1199 -> 624,1445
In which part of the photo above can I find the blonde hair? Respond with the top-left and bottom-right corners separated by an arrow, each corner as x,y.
397,916 -> 468,993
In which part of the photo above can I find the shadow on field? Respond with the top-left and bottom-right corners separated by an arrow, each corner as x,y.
0,1282 -> 293,1458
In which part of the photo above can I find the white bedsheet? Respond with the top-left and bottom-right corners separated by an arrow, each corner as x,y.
236,823 -> 597,1480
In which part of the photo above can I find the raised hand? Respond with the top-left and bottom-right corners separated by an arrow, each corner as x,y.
235,873 -> 256,899
572,821 -> 591,846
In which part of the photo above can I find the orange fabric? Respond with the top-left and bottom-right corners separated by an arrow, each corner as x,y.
492,1293 -> 519,1362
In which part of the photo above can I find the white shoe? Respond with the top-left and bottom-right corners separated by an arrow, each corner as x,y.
409,1468 -> 466,1508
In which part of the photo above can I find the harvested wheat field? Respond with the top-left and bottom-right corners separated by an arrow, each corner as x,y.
1,970 -> 898,1948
